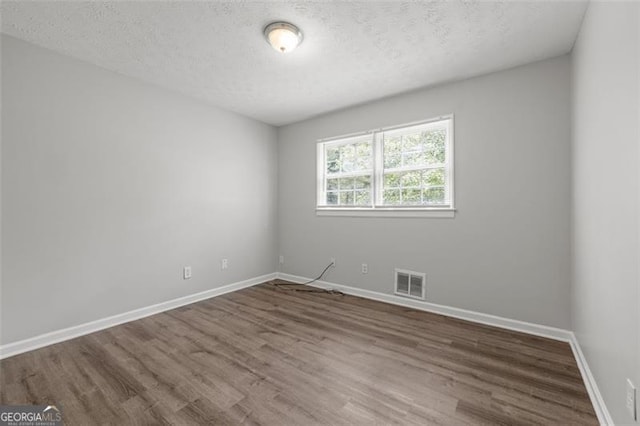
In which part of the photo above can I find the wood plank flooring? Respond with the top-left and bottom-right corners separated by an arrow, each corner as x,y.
1,280 -> 598,425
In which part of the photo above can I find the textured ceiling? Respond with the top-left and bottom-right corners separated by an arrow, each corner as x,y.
1,1 -> 588,126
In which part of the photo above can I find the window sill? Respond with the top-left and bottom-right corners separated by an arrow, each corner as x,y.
316,208 -> 456,218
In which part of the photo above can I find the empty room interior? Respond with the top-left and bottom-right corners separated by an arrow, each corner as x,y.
0,1 -> 639,425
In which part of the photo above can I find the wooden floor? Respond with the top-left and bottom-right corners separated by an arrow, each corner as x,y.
1,281 -> 598,425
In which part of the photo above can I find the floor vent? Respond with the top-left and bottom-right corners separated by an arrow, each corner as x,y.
394,269 -> 426,300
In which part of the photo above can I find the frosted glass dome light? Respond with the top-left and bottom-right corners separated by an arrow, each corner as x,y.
264,22 -> 303,53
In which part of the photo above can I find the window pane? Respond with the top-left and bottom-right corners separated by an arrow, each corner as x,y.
423,129 -> 446,164
401,171 -> 421,187
402,151 -> 424,166
402,188 -> 422,204
327,178 -> 339,190
424,187 -> 445,204
423,168 -> 445,187
356,142 -> 370,157
326,147 -> 339,162
383,136 -> 402,168
340,191 -> 354,205
384,136 -> 402,153
384,128 -> 447,169
383,189 -> 401,205
402,134 -> 421,152
340,144 -> 355,160
326,192 -> 338,205
384,154 -> 401,169
339,177 -> 354,190
356,144 -> 371,170
384,172 -> 401,188
327,161 -> 339,174
341,160 -> 355,173
340,146 -> 355,173
356,156 -> 371,171
355,190 -> 370,205
354,176 -> 370,189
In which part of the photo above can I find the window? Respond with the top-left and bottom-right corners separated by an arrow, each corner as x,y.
322,135 -> 373,207
317,115 -> 454,217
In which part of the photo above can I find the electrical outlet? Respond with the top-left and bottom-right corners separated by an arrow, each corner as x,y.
330,258 -> 336,267
362,263 -> 368,274
627,379 -> 637,420
279,255 -> 284,264
221,259 -> 228,270
183,266 -> 192,280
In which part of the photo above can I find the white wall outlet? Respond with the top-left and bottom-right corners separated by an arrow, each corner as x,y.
361,263 -> 368,274
627,378 -> 637,420
330,257 -> 336,267
279,255 -> 284,264
221,259 -> 228,270
183,266 -> 192,280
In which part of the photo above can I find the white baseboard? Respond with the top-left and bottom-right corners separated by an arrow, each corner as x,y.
0,273 -> 276,360
276,272 -> 612,425
277,272 -> 572,341
568,333 -> 614,425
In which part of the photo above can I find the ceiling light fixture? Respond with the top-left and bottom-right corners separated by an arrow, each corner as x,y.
264,21 -> 303,53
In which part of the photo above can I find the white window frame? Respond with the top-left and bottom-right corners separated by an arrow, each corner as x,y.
316,115 -> 455,218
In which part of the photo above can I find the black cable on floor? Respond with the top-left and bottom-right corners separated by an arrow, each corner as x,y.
271,262 -> 342,295
301,262 -> 334,285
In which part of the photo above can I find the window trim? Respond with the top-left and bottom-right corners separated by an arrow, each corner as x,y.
316,208 -> 455,218
316,115 -> 455,218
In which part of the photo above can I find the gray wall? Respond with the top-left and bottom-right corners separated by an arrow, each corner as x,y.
571,2 -> 640,424
278,56 -> 572,329
1,35 -> 278,345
